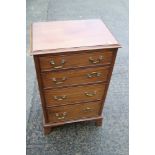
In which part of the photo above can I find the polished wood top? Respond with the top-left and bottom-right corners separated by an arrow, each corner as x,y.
30,19 -> 121,55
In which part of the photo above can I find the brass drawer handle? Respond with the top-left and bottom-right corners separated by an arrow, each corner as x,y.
89,56 -> 103,64
87,72 -> 101,78
85,91 -> 97,97
52,77 -> 67,85
55,112 -> 67,120
50,59 -> 66,69
83,107 -> 93,112
53,95 -> 67,101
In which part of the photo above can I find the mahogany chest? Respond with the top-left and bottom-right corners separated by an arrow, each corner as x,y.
30,19 -> 121,134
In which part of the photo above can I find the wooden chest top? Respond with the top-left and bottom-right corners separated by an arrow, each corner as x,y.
30,19 -> 121,55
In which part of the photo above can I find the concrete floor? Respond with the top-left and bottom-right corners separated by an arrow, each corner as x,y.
26,0 -> 128,154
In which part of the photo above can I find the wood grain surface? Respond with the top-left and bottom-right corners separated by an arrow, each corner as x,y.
46,101 -> 101,123
44,83 -> 106,107
41,66 -> 111,89
30,19 -> 121,55
39,49 -> 114,71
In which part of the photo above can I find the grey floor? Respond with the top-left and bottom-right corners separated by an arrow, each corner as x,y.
26,0 -> 128,154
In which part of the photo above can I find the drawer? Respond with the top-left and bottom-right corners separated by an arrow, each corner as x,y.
44,83 -> 106,107
41,66 -> 110,89
39,49 -> 114,71
46,101 -> 101,123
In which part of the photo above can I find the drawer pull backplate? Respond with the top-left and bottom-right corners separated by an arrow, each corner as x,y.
85,91 -> 97,97
53,95 -> 67,101
55,112 -> 67,120
83,107 -> 94,112
52,77 -> 67,85
87,72 -> 101,78
89,56 -> 103,64
50,59 -> 66,69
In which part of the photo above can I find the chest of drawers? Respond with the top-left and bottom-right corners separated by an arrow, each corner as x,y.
30,19 -> 121,134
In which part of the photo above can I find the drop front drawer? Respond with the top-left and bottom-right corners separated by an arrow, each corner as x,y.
46,101 -> 101,123
41,66 -> 110,89
44,83 -> 106,107
39,49 -> 114,71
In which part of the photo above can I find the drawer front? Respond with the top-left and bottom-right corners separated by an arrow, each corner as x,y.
41,66 -> 110,89
39,49 -> 114,71
46,101 -> 101,123
44,83 -> 106,107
